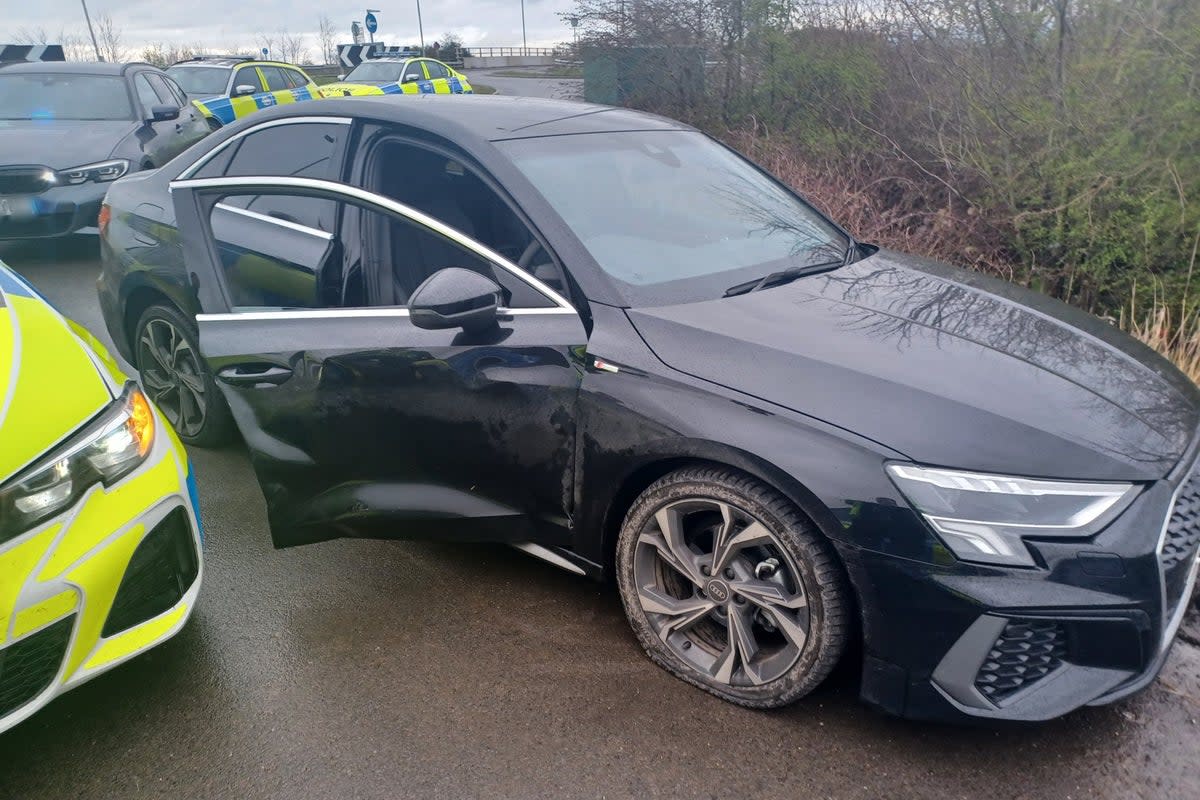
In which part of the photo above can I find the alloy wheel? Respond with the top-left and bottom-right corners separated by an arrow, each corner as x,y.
137,318 -> 207,438
632,498 -> 810,688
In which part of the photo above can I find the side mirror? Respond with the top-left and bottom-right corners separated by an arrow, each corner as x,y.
408,268 -> 500,332
403,72 -> 422,83
337,73 -> 346,80
149,104 -> 180,122
233,84 -> 258,97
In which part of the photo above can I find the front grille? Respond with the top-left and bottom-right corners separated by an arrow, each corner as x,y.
974,619 -> 1067,703
1162,467 -> 1200,568
102,508 -> 199,636
0,166 -> 53,195
0,615 -> 74,717
0,210 -> 75,238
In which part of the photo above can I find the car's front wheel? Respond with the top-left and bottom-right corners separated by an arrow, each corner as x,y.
134,304 -> 234,447
616,466 -> 850,707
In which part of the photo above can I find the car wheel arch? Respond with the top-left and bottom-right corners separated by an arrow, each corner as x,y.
597,443 -> 850,579
123,285 -> 176,351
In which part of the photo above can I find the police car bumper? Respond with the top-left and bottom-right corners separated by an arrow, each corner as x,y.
0,406 -> 203,736
0,181 -> 110,240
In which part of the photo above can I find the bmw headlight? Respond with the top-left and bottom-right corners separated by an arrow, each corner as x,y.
55,159 -> 130,186
0,383 -> 155,544
886,463 -> 1139,566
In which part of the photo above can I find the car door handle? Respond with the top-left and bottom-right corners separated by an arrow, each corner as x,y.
217,365 -> 293,386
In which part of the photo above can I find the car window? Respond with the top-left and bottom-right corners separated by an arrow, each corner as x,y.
284,69 -> 309,89
423,61 -> 449,80
157,75 -> 189,106
145,74 -> 179,106
206,192 -> 554,311
498,130 -> 848,306
194,122 -> 347,232
232,67 -> 264,93
0,73 -> 135,120
165,65 -> 231,96
259,66 -> 289,92
401,62 -> 424,83
367,139 -> 565,297
343,61 -> 404,83
133,74 -> 160,113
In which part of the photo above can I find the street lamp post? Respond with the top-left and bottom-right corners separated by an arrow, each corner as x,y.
521,0 -> 528,52
79,0 -> 101,61
416,0 -> 425,53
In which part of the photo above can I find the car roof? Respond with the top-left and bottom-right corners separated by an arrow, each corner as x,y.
242,95 -> 692,142
0,61 -> 154,76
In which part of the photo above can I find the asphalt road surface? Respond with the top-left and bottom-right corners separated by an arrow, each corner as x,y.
471,67 -> 583,101
1,238 -> 1199,799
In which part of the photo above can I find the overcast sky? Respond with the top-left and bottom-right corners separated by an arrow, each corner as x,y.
1,0 -> 578,56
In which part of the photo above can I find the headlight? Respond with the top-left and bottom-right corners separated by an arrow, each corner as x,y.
55,159 -> 130,186
886,463 -> 1138,567
0,383 -> 155,544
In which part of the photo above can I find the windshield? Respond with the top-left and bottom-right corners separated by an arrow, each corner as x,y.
0,73 -> 134,121
166,66 -> 231,96
498,131 -> 848,305
344,62 -> 406,83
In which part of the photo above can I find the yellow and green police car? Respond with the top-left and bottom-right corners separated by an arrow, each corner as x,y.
320,56 -> 473,97
0,262 -> 201,735
166,55 -> 324,128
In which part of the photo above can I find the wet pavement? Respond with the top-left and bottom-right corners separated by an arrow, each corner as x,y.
0,239 -> 1198,798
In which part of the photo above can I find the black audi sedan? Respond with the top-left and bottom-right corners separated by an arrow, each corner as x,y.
96,96 -> 1200,722
0,60 -> 209,239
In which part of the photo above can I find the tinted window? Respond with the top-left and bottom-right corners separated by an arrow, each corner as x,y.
208,192 -> 554,311
232,67 -> 264,93
158,75 -> 189,106
133,74 -> 160,113
370,139 -> 564,298
0,73 -> 134,121
194,122 -> 346,231
424,61 -> 449,80
259,66 -> 289,91
145,74 -> 179,105
499,131 -> 848,305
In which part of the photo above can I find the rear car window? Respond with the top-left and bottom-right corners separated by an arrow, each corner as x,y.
0,73 -> 134,121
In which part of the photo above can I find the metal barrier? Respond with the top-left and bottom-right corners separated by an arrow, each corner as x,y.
466,47 -> 560,58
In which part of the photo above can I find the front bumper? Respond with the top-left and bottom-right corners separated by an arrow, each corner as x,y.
844,454 -> 1200,723
0,410 -> 202,735
0,181 -> 109,240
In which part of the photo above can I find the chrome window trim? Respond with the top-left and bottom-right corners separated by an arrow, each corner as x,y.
213,201 -> 334,240
198,307 -> 575,322
171,174 -> 576,311
177,116 -> 353,180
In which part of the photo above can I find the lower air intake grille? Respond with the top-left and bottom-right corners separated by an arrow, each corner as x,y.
1162,467 -> 1200,569
102,508 -> 199,637
974,619 -> 1067,703
0,615 -> 74,717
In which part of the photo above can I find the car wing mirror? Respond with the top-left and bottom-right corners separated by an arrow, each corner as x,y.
337,73 -> 346,80
233,84 -> 258,97
403,72 -> 422,83
408,267 -> 501,332
150,104 -> 180,122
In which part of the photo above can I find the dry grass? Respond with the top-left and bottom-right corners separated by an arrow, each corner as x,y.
1122,291 -> 1200,384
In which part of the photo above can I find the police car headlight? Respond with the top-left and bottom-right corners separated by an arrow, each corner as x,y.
886,463 -> 1138,567
0,383 -> 155,543
56,159 -> 130,186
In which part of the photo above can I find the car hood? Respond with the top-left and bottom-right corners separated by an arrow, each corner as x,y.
0,266 -> 113,485
628,249 -> 1200,481
0,119 -> 138,169
318,82 -> 389,97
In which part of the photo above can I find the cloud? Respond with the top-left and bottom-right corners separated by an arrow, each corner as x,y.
1,0 -> 576,58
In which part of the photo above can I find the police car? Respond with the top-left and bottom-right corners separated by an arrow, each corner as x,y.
0,263 -> 202,735
166,55 -> 323,127
321,56 -> 472,97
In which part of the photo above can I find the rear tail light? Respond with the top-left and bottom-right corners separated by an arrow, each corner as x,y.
98,203 -> 111,237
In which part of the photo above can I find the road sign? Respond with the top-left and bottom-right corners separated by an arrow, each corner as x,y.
365,12 -> 378,34
261,47 -> 269,57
